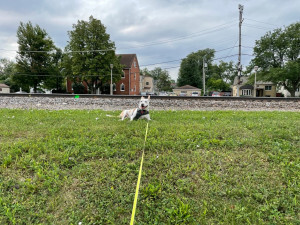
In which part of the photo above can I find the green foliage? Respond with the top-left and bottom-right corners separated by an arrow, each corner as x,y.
0,109 -> 299,224
210,60 -> 237,85
250,22 -> 300,96
0,58 -> 19,92
65,16 -> 123,94
143,67 -> 173,92
207,78 -> 231,91
177,48 -> 215,88
72,82 -> 85,94
14,21 -> 61,93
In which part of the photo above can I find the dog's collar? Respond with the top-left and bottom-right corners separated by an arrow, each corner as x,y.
134,109 -> 149,120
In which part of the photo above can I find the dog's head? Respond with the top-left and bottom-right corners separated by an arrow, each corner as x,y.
139,95 -> 150,111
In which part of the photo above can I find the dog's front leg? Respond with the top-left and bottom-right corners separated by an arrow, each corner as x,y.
120,110 -> 127,121
145,114 -> 151,121
130,109 -> 138,121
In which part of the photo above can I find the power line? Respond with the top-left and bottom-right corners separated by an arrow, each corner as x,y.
140,46 -> 239,67
244,18 -> 279,27
243,22 -> 279,31
0,21 -> 237,54
118,21 -> 237,50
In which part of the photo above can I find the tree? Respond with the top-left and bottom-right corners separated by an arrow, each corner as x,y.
14,21 -> 60,93
250,22 -> 300,96
65,16 -> 123,94
210,61 -> 237,84
206,78 -> 230,92
149,67 -> 172,92
0,58 -> 19,92
42,48 -> 65,92
263,60 -> 300,97
177,48 -> 215,88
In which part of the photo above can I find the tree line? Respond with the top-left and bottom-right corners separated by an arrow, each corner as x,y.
0,17 -> 299,96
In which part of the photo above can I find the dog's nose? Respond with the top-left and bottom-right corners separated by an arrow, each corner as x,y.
141,104 -> 144,107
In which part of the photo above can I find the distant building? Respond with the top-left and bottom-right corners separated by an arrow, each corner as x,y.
140,75 -> 154,94
114,54 -> 140,95
66,54 -> 140,95
232,76 -> 276,97
0,83 -> 10,93
173,85 -> 201,96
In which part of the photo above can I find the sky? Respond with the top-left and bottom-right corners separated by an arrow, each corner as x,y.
0,0 -> 299,80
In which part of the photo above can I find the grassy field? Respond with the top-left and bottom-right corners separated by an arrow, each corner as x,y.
0,109 -> 299,224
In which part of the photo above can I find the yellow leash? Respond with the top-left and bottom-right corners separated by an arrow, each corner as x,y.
130,122 -> 149,225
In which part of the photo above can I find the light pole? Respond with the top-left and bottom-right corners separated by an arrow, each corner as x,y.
254,66 -> 258,97
110,64 -> 113,95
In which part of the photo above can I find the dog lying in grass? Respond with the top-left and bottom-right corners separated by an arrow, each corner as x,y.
106,95 -> 151,121
119,95 -> 151,121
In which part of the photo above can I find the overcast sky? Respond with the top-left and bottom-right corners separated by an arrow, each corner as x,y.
0,0 -> 299,80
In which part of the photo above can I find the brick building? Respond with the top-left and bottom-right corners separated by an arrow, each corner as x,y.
66,54 -> 140,95
114,54 -> 140,95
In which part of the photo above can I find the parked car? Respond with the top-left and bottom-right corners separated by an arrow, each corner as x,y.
221,92 -> 232,96
159,92 -> 168,96
168,92 -> 177,96
179,93 -> 187,96
191,91 -> 200,97
212,91 -> 221,97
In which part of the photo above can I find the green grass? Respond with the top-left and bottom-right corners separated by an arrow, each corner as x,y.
0,109 -> 299,224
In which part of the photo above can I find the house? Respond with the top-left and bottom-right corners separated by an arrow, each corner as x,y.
232,76 -> 276,97
0,83 -> 10,93
140,75 -> 154,94
173,85 -> 201,96
114,54 -> 140,95
66,54 -> 140,95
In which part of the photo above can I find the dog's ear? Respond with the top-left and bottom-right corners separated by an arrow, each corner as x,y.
148,95 -> 150,100
141,96 -> 145,100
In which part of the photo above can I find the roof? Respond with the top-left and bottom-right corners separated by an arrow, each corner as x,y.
174,85 -> 200,90
0,83 -> 9,88
117,54 -> 137,68
240,84 -> 253,90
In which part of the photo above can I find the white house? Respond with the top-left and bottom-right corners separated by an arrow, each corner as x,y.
0,83 -> 10,93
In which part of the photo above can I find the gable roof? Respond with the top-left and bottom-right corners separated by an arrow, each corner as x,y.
175,85 -> 200,90
117,54 -> 137,68
0,83 -> 9,88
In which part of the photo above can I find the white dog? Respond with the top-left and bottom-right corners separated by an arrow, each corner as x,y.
120,95 -> 151,121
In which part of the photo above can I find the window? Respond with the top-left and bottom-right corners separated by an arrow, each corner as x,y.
120,83 -> 125,91
134,61 -> 137,68
122,71 -> 125,78
134,73 -> 136,80
265,85 -> 272,90
113,83 -> 116,91
0,88 -> 2,91
134,85 -> 136,92
242,89 -> 252,96
146,82 -> 149,86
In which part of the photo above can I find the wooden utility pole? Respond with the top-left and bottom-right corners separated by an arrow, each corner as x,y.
202,56 -> 206,96
237,4 -> 244,97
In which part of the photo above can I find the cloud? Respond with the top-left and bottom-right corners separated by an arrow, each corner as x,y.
0,0 -> 299,80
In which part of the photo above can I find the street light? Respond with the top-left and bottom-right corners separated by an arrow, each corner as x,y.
110,64 -> 113,95
254,66 -> 258,97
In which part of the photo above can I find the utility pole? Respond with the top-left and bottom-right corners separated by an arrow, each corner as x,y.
202,56 -> 206,96
237,4 -> 244,97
